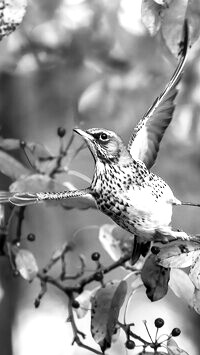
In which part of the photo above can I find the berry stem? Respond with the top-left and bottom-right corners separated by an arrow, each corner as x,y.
143,320 -> 154,343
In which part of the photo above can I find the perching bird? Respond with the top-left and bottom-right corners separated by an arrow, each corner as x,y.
0,21 -> 196,262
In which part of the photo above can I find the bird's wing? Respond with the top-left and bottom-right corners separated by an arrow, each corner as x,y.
127,21 -> 188,170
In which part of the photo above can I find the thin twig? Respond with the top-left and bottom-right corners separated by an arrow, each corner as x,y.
68,297 -> 104,355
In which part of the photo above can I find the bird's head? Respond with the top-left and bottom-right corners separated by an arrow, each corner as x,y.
74,128 -> 132,165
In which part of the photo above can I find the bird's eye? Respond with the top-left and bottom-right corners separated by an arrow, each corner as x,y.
100,133 -> 108,141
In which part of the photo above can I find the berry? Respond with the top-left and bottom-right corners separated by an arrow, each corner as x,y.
151,246 -> 160,255
27,233 -> 36,242
94,271 -> 104,282
34,299 -> 40,308
154,318 -> 164,328
57,127 -> 66,138
125,340 -> 135,349
91,252 -> 100,261
72,300 -> 80,309
171,328 -> 181,337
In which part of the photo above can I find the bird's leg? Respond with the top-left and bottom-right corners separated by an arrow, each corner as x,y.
154,227 -> 190,243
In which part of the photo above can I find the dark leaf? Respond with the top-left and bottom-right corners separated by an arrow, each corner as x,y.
141,254 -> 170,301
0,150 -> 30,180
91,280 -> 127,352
0,0 -> 27,41
15,248 -> 39,281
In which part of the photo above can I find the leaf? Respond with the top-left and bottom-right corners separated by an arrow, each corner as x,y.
91,280 -> 127,352
161,0 -> 188,56
0,150 -> 30,180
186,1 -> 200,45
169,269 -> 194,307
15,249 -> 38,281
61,182 -> 97,210
157,241 -> 200,268
10,174 -> 65,194
99,224 -> 133,261
141,0 -> 162,36
0,138 -> 20,150
24,141 -> 54,162
189,255 -> 200,289
153,0 -> 173,5
141,255 -> 170,301
74,288 -> 99,319
192,288 -> 200,315
0,204 -> 5,227
0,0 -> 27,41
167,338 -> 189,355
51,242 -> 70,262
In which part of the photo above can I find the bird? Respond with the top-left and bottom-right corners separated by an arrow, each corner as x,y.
0,21 -> 196,262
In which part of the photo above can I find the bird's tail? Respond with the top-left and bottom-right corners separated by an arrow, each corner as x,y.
0,191 -> 39,206
131,239 -> 151,265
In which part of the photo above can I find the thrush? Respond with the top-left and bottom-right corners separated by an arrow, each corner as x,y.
0,21 -> 196,262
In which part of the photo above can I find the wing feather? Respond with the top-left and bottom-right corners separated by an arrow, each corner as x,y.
128,21 -> 189,169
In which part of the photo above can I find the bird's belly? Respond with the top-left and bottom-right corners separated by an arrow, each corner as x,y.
97,188 -> 173,239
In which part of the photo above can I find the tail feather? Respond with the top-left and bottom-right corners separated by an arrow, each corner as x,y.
131,238 -> 151,265
181,202 -> 200,207
0,192 -> 38,206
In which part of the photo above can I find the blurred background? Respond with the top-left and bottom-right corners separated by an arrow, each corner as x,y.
1,0 -> 200,354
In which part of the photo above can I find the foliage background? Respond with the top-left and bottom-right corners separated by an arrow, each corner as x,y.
1,0 -> 200,354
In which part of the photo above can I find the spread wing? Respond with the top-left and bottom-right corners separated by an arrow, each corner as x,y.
127,21 -> 188,169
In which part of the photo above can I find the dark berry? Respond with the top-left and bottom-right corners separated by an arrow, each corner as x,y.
94,271 -> 104,282
27,233 -> 36,242
151,246 -> 160,255
57,127 -> 66,138
72,300 -> 80,309
171,328 -> 181,337
20,140 -> 26,149
91,252 -> 100,261
154,318 -> 164,328
125,340 -> 135,349
34,299 -> 40,308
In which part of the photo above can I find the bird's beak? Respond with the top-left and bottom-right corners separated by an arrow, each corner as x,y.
73,128 -> 94,142
73,128 -> 96,160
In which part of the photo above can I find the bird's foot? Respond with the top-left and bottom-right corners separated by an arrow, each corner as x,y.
154,228 -> 190,243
